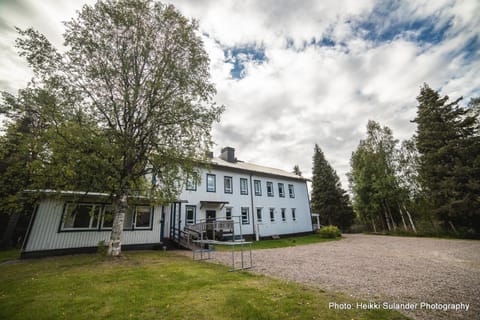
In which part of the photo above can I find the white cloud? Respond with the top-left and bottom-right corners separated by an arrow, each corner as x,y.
1,0 -> 479,189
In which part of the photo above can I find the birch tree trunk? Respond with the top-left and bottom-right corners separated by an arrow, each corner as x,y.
448,220 -> 458,234
108,191 -> 128,256
399,206 -> 408,231
371,217 -> 377,233
384,210 -> 391,231
386,202 -> 397,231
382,201 -> 391,231
403,204 -> 417,234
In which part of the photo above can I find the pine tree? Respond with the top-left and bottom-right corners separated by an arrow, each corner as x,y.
311,144 -> 354,231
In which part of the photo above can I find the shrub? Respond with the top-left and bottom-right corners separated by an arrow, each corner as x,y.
318,225 -> 341,238
97,240 -> 108,256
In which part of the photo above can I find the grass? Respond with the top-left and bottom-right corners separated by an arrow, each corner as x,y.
0,248 -> 20,263
0,251 -> 409,320
250,233 -> 340,249
217,233 -> 340,251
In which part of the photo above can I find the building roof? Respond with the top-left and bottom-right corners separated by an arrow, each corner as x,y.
210,157 -> 308,181
23,189 -> 187,202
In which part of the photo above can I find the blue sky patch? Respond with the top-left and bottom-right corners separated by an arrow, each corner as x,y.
354,1 -> 453,46
460,35 -> 479,62
224,45 -> 266,79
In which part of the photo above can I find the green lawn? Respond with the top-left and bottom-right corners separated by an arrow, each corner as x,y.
0,251 -> 409,320
252,233 -> 339,249
0,248 -> 20,263
216,233 -> 339,251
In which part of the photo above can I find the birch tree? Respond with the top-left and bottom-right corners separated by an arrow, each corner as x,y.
14,0 -> 223,255
349,121 -> 403,232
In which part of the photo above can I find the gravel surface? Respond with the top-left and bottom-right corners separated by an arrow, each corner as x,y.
182,234 -> 480,320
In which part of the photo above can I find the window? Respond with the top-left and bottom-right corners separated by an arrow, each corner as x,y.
267,182 -> 274,197
123,206 -> 153,230
256,208 -> 262,222
278,183 -> 285,198
288,184 -> 295,198
270,208 -> 275,222
281,208 -> 286,222
254,180 -> 262,196
224,176 -> 233,194
62,203 -> 100,230
61,203 -> 153,231
240,178 -> 248,195
241,207 -> 249,225
135,206 -> 152,229
186,172 -> 197,191
206,173 -> 216,192
101,205 -> 114,229
123,208 -> 134,229
186,206 -> 196,225
291,208 -> 296,221
225,207 -> 232,220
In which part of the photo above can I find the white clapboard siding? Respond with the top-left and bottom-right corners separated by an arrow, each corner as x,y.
179,166 -> 313,238
25,199 -> 162,252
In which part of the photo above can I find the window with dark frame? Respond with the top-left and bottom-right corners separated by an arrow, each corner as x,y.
186,206 -> 196,225
270,208 -> 275,222
254,180 -> 262,196
225,207 -> 232,220
61,203 -> 153,231
288,184 -> 295,198
224,176 -> 233,194
124,206 -> 153,230
123,208 -> 134,229
281,208 -> 286,222
186,172 -> 197,191
135,206 -> 152,228
101,205 -> 114,229
241,207 -> 249,224
291,208 -> 296,221
240,178 -> 248,195
62,203 -> 101,230
206,173 -> 216,192
256,208 -> 262,222
278,183 -> 285,197
267,181 -> 274,197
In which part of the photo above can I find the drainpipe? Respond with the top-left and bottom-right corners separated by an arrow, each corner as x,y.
249,173 -> 256,240
160,205 -> 165,241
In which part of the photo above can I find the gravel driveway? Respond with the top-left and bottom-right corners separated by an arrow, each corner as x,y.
205,234 -> 480,320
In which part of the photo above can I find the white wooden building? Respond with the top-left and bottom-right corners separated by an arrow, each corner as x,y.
21,147 -> 313,258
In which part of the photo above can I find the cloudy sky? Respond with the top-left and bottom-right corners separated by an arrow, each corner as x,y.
1,0 -> 479,188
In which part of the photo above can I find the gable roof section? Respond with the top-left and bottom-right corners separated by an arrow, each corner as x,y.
210,157 -> 308,181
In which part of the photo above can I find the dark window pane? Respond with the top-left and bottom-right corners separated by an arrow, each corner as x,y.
135,206 -> 152,228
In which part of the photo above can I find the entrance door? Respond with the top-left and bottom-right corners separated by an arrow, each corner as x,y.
205,210 -> 216,240
206,210 -> 216,222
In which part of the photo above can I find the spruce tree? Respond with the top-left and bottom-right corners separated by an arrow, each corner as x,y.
311,144 -> 354,231
413,84 -> 480,235
293,165 -> 302,176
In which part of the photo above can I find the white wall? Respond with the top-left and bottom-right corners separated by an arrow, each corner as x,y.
178,167 -> 313,238
25,167 -> 313,253
25,199 -> 162,252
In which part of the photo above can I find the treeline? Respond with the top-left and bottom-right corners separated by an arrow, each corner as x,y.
349,84 -> 480,237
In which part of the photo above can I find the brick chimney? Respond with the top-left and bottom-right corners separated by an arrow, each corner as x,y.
219,147 -> 236,162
